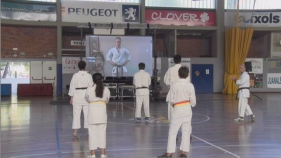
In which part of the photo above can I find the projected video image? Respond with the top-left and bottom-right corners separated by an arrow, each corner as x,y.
85,35 -> 153,77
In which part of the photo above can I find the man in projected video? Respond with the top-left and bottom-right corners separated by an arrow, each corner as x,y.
106,37 -> 131,77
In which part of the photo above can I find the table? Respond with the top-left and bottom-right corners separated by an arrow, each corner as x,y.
118,85 -> 135,101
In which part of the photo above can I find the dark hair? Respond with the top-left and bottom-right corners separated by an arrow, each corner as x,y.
138,62 -> 145,70
78,60 -> 86,70
93,73 -> 104,98
173,55 -> 181,64
115,37 -> 121,41
178,66 -> 189,78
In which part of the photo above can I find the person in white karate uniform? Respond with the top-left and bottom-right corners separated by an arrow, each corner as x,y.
133,62 -> 151,123
106,37 -> 131,77
158,66 -> 196,158
69,60 -> 93,136
164,55 -> 192,141
164,55 -> 190,122
230,64 -> 255,122
85,73 -> 111,158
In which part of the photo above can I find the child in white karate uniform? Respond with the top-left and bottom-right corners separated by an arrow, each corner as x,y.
158,66 -> 196,158
85,73 -> 111,158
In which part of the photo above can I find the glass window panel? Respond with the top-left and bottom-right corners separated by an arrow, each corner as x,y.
225,0 -> 281,10
1,61 -> 30,94
15,0 -> 56,2
60,0 -> 139,3
1,62 -> 30,79
145,0 -> 215,9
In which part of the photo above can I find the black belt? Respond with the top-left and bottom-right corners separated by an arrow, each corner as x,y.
236,87 -> 249,99
76,87 -> 88,90
136,87 -> 148,89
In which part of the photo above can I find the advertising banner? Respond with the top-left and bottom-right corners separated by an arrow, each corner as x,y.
225,11 -> 281,27
61,1 -> 139,23
267,73 -> 281,88
62,57 -> 87,74
146,9 -> 216,26
245,58 -> 263,74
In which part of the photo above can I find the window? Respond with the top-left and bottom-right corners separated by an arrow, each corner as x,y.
1,1 -> 56,21
225,0 -> 281,10
60,0 -> 139,3
16,0 -> 56,2
145,0 -> 215,9
1,62 -> 30,94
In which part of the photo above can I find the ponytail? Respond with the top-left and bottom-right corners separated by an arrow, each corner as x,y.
92,73 -> 104,98
95,80 -> 104,98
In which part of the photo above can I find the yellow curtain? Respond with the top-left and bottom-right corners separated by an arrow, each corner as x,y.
222,27 -> 254,94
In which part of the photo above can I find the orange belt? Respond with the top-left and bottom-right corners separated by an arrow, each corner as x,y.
90,101 -> 106,105
173,100 -> 190,107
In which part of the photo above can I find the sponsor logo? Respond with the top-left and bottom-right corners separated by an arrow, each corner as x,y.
64,59 -> 81,65
150,11 -> 210,23
239,13 -> 280,24
200,12 -> 210,23
122,5 -> 139,22
62,7 -> 118,17
125,8 -> 136,20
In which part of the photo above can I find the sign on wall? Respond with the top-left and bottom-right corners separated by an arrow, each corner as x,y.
267,73 -> 281,88
270,61 -> 281,68
1,2 -> 56,21
61,1 -> 139,23
245,58 -> 263,74
62,57 -> 87,74
71,40 -> 85,46
245,58 -> 263,88
168,58 -> 190,68
146,10 -> 216,26
225,12 -> 281,27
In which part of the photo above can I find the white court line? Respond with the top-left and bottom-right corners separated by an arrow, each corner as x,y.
121,102 -> 135,110
10,150 -> 85,158
192,114 -> 210,124
10,144 -> 239,158
192,135 -> 241,158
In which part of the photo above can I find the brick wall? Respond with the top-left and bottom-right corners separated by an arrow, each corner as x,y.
62,33 -> 85,49
1,25 -> 57,58
247,36 -> 269,58
177,36 -> 205,57
154,35 -> 166,56
153,35 -> 207,57
62,33 -> 89,57
256,34 -> 270,58
247,39 -> 257,58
